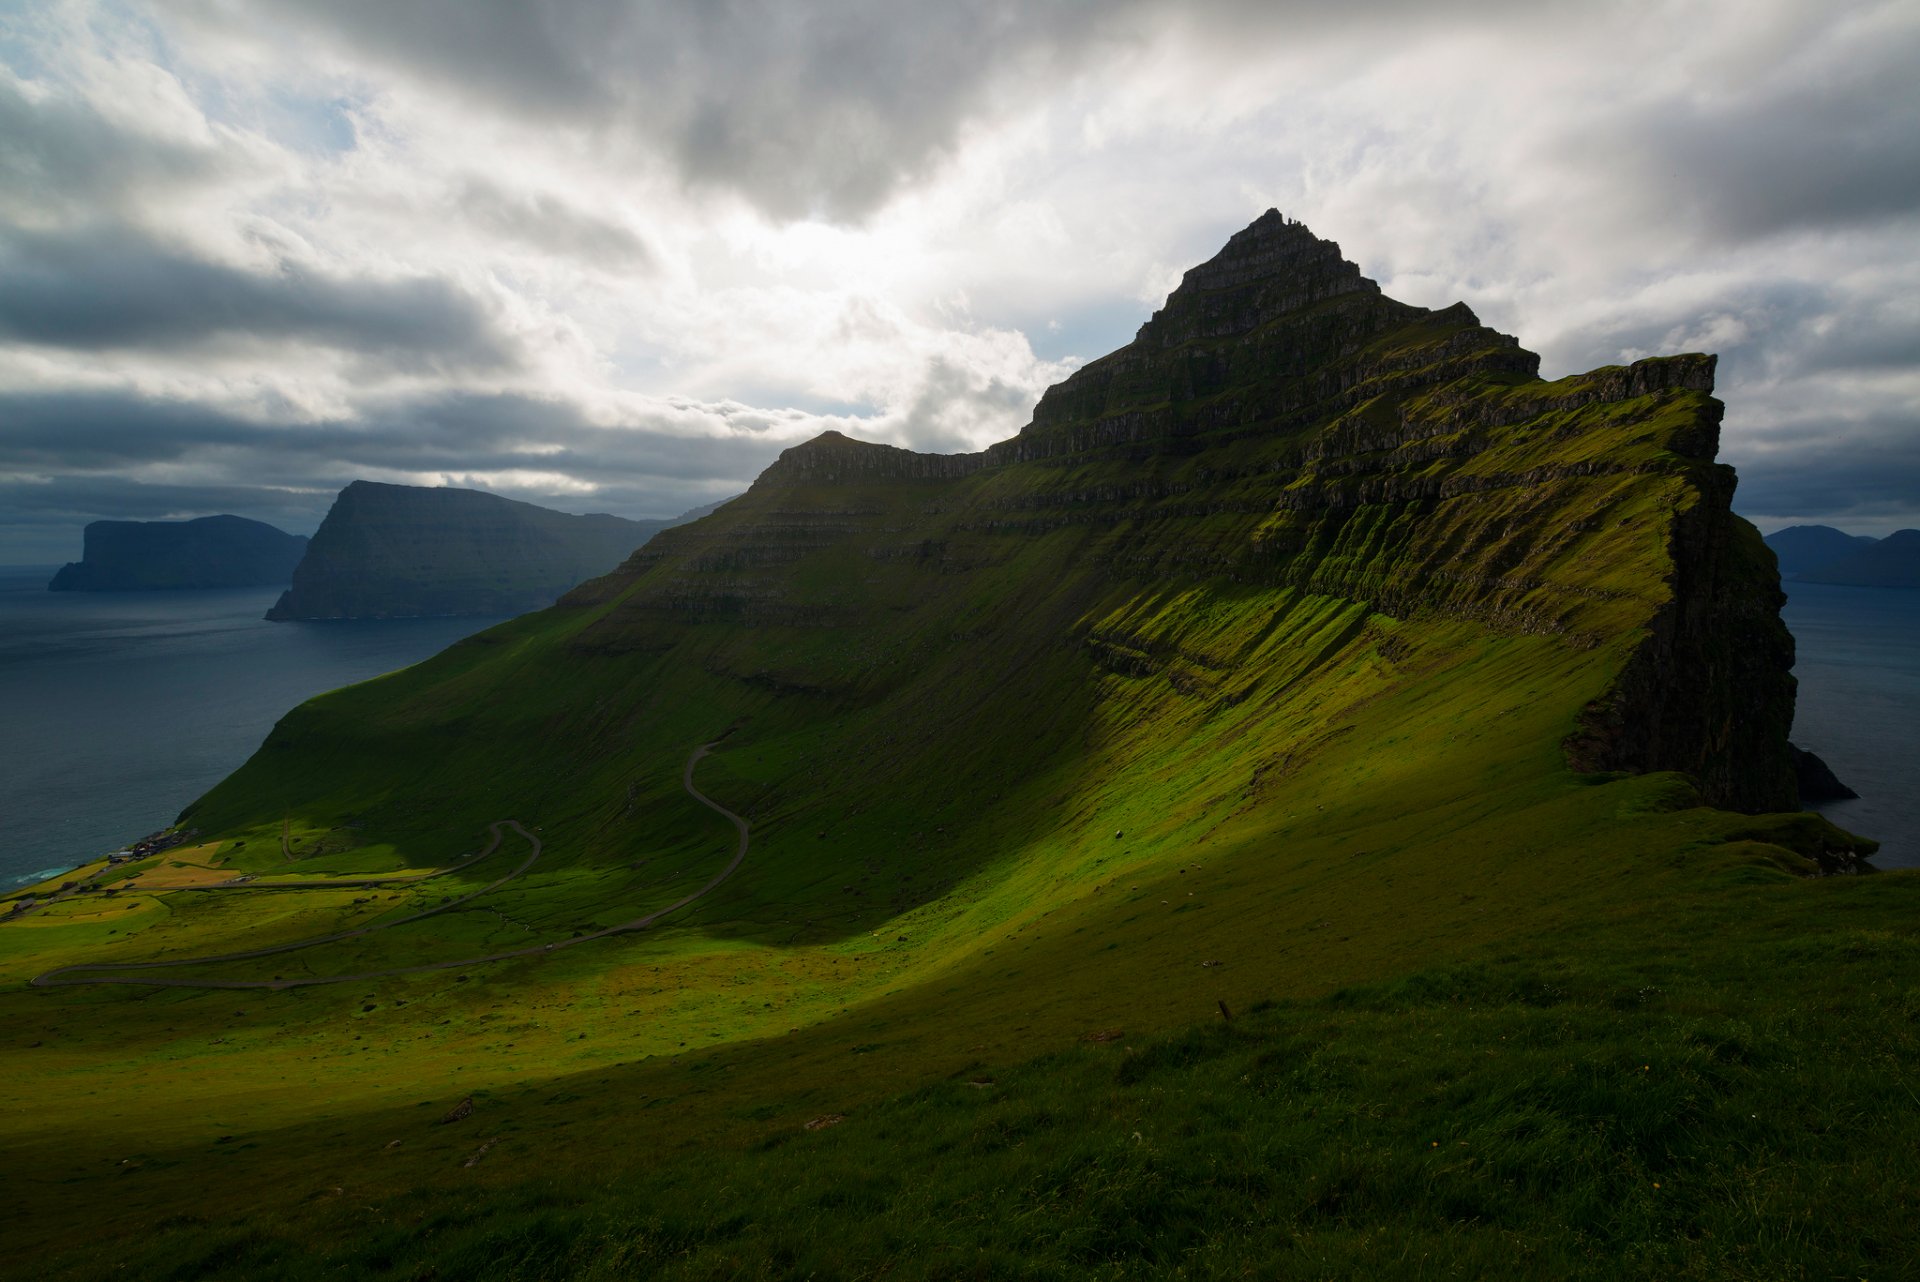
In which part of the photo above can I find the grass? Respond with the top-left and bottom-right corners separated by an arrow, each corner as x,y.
20,863 -> 1920,1280
0,292 -> 1906,1279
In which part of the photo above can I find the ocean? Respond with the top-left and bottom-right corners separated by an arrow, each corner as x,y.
1781,582 -> 1919,869
0,571 -> 1911,885
0,568 -> 505,887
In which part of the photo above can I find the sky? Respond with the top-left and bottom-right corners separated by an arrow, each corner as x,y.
1,0 -> 1916,563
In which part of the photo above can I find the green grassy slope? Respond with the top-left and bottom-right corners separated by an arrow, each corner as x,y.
2,213 -> 1905,1280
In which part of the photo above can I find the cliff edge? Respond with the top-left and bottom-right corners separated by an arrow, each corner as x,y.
266,481 -> 690,620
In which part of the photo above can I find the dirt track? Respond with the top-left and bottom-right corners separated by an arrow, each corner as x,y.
29,742 -> 749,991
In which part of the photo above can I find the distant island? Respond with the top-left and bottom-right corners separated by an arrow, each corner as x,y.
266,480 -> 723,620
1765,525 -> 1919,588
47,515 -> 308,591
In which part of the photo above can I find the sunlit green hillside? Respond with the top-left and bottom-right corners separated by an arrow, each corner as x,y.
3,214 -> 1907,1281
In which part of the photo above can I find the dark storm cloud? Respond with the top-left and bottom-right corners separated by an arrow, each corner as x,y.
0,228 -> 518,369
0,388 -> 787,483
0,474 -> 337,549
1735,419 -> 1920,533
0,392 -> 263,468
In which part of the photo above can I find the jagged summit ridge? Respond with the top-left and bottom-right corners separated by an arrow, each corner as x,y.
1179,209 -> 1352,289
1133,209 -> 1380,349
752,210 -> 1530,480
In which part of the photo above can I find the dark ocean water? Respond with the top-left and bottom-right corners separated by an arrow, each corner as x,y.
1782,583 -> 1919,869
0,568 -> 505,886
0,571 -> 1911,887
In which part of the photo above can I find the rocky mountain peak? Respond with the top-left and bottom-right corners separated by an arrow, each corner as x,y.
1172,209 -> 1368,299
1129,210 -> 1379,351
1001,209 -> 1525,458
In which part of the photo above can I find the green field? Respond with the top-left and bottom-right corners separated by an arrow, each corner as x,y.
4,218 -> 1911,1279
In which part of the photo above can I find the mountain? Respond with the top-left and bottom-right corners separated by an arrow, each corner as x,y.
46,514 -> 307,591
193,209 -> 1807,836
265,482 -> 713,620
7,213 -> 1899,1279
1797,527 -> 1920,588
1763,523 -> 1877,578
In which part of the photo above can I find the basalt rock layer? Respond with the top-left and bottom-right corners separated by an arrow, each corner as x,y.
266,481 -> 692,620
48,515 -> 307,591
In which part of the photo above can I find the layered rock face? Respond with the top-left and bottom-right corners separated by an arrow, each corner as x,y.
48,515 -> 307,591
575,210 -> 1797,812
267,482 -> 688,620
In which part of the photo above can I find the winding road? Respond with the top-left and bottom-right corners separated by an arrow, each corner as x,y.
29,742 -> 749,991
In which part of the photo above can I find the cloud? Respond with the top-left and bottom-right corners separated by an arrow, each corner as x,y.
454,177 -> 654,268
197,0 -> 1585,224
200,0 -> 1122,222
0,386 -> 789,481
1735,419 -> 1920,537
0,70 -> 228,224
0,0 -> 1915,563
0,226 -> 519,371
1562,7 -> 1920,245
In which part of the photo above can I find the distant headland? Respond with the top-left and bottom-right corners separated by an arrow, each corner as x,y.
47,514 -> 308,591
265,480 -> 724,620
1765,525 -> 1919,589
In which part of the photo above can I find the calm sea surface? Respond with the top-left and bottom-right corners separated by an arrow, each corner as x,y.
1782,582 -> 1919,869
0,571 -> 1911,885
0,568 -> 505,886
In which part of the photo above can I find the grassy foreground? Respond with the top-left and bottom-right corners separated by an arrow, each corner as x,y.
9,805 -> 1917,1280
3,622 -> 1909,1280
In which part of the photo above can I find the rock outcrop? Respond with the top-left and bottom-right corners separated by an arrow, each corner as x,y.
1789,744 -> 1858,802
267,482 -> 708,620
48,515 -> 307,591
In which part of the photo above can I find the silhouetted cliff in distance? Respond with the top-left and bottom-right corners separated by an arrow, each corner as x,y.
267,482 -> 718,620
48,515 -> 307,591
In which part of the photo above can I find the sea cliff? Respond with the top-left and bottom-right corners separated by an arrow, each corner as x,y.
266,481 -> 695,620
48,515 -> 307,591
